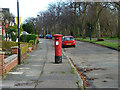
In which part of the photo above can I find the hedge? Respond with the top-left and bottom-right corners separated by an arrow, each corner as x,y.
29,40 -> 34,45
20,34 -> 37,44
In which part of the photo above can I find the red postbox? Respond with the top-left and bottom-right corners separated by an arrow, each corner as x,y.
53,34 -> 63,63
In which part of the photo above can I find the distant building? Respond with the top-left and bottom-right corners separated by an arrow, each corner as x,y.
2,8 -> 9,13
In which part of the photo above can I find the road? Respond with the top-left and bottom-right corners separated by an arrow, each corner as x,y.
63,41 -> 118,88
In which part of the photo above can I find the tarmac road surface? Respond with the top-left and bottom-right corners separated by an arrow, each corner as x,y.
63,41 -> 118,88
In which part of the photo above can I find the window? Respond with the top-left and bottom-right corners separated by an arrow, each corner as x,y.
64,37 -> 74,41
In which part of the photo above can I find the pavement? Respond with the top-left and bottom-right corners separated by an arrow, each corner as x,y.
63,41 -> 118,88
1,39 -> 78,89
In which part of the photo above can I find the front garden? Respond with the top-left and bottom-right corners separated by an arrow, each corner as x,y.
0,34 -> 39,76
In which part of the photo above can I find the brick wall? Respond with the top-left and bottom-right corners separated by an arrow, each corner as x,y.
11,46 -> 18,54
0,46 -> 27,76
0,52 -> 5,76
0,41 -> 36,76
5,56 -> 18,74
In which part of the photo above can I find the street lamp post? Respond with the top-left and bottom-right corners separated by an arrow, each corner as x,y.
17,0 -> 21,64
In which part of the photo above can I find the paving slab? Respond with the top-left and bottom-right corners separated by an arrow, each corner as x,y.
36,39 -> 78,88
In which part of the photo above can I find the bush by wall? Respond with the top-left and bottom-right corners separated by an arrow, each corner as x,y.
20,44 -> 28,56
20,35 -> 28,42
2,41 -> 32,51
2,41 -> 18,50
20,34 -> 37,44
29,40 -> 34,45
11,34 -> 17,41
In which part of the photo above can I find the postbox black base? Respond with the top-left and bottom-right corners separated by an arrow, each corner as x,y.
55,56 -> 62,63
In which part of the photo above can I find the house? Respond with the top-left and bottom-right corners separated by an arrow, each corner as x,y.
0,8 -> 15,36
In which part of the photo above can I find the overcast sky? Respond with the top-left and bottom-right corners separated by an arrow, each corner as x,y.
0,0 -> 119,23
0,0 -> 57,23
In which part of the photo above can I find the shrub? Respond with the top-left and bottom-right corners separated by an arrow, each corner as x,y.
20,34 -> 37,43
27,34 -> 36,43
29,40 -> 34,45
97,39 -> 104,41
2,41 -> 31,51
2,41 -> 29,56
20,35 -> 28,42
11,34 -> 17,41
2,41 -> 18,50
20,44 -> 28,56
35,39 -> 38,45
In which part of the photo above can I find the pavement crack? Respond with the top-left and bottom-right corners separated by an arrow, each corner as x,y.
34,42 -> 48,89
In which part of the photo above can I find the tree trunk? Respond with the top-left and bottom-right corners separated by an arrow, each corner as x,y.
73,2 -> 77,37
98,18 -> 101,38
82,3 -> 87,39
82,12 -> 86,39
78,3 -> 82,37
95,2 -> 100,40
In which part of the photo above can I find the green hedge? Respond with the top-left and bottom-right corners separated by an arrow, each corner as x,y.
29,40 -> 34,45
20,34 -> 37,44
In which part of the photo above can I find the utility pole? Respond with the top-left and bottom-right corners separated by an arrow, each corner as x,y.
17,0 -> 21,64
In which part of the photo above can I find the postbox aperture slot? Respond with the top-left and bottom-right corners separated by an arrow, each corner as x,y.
56,38 -> 59,40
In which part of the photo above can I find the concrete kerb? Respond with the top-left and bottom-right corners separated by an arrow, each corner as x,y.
62,50 -> 84,90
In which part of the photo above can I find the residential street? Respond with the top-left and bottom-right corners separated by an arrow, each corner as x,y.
1,1 -> 120,90
1,38 -> 119,89
63,41 -> 118,88
1,39 -> 78,89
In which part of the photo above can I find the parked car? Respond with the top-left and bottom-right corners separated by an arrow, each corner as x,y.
62,36 -> 75,47
46,34 -> 52,39
39,34 -> 44,38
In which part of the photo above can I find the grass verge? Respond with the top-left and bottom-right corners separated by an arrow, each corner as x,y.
75,38 -> 120,51
102,37 -> 120,41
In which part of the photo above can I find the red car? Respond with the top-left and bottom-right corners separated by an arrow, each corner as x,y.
62,36 -> 75,47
